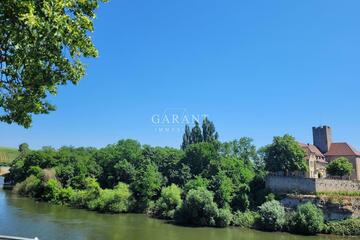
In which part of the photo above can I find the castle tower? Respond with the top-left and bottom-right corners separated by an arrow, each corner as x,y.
312,126 -> 332,154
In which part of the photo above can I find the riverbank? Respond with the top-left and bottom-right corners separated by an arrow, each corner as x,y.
0,180 -> 348,240
5,139 -> 360,237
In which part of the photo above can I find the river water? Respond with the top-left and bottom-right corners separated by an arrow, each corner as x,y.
0,177 -> 350,240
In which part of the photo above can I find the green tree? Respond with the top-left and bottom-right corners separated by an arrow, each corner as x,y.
96,139 -> 142,188
202,117 -> 219,143
0,0 -> 107,127
181,125 -> 192,150
181,118 -> 219,149
326,157 -> 353,178
181,142 -> 220,176
142,146 -> 184,185
191,121 -> 203,144
221,137 -> 257,164
264,134 -> 307,175
130,162 -> 163,212
184,176 -> 209,192
211,171 -> 234,208
18,143 -> 30,155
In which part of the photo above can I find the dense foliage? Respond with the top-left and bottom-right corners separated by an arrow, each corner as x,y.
0,0 -> 107,127
232,211 -> 259,228
8,118 -> 356,235
289,203 -> 324,235
325,218 -> 360,236
258,200 -> 286,231
326,157 -> 353,178
149,184 -> 182,219
174,187 -> 232,227
264,135 -> 307,175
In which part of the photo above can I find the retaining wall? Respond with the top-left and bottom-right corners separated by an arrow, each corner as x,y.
266,175 -> 360,193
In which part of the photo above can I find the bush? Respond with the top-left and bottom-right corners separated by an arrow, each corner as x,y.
232,211 -> 259,228
215,208 -> 233,227
174,187 -> 219,227
149,184 -> 182,219
42,179 -> 62,202
325,218 -> 360,236
14,175 -> 42,198
289,202 -> 324,235
258,200 -> 285,231
94,182 -> 132,213
70,178 -> 101,209
57,187 -> 75,205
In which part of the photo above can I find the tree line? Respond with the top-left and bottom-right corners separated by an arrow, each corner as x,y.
4,118 -> 356,234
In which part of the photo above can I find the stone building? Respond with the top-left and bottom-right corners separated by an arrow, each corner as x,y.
299,143 -> 327,178
300,126 -> 360,180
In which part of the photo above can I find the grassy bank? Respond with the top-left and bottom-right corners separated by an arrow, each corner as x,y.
0,147 -> 19,166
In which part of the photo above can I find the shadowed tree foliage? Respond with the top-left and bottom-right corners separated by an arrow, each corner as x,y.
0,0 -> 107,127
202,117 -> 219,143
181,125 -> 192,150
181,142 -> 220,176
191,121 -> 203,144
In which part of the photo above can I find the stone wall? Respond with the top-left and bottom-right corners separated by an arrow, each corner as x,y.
265,176 -> 316,194
266,175 -> 360,194
316,178 -> 360,192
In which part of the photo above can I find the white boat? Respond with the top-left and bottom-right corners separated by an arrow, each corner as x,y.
0,235 -> 39,240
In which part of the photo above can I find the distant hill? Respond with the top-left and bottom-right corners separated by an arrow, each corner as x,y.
0,147 -> 19,166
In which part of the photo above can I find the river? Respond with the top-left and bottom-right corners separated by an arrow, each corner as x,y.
0,177 -> 350,240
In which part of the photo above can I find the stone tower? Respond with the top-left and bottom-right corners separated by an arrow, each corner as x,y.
312,126 -> 333,154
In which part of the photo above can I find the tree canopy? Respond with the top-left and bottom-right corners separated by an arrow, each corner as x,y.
326,157 -> 353,178
0,0 -> 107,127
264,134 -> 307,175
181,118 -> 219,149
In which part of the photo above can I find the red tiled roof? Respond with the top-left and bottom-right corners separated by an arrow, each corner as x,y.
299,143 -> 324,157
325,143 -> 360,157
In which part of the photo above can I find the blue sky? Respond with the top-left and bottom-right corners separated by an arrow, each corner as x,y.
2,0 -> 360,150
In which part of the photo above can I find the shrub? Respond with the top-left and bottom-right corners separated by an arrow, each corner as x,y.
215,208 -> 233,227
325,218 -> 360,236
94,182 -> 132,213
70,178 -> 101,209
174,187 -> 219,227
149,184 -> 182,219
42,179 -> 62,202
232,211 -> 259,228
57,187 -> 75,205
14,175 -> 42,198
289,202 -> 324,235
258,200 -> 286,231
70,190 -> 88,208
